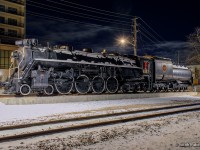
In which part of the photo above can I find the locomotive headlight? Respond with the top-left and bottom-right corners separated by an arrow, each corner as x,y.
15,40 -> 23,46
15,39 -> 38,46
15,39 -> 29,46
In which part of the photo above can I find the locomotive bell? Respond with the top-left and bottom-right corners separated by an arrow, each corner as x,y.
67,45 -> 73,51
31,39 -> 38,46
109,52 -> 120,56
60,45 -> 74,51
101,49 -> 107,54
82,48 -> 93,53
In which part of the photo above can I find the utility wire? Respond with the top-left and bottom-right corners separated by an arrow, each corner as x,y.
27,12 -> 130,32
27,3 -> 131,27
139,31 -> 159,45
52,0 -> 133,17
39,0 -> 132,20
138,24 -> 162,43
28,1 -> 131,25
139,17 -> 166,41
26,34 -> 114,48
138,31 -> 145,55
27,1 -> 167,50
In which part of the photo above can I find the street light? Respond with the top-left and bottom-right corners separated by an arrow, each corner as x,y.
118,37 -> 134,46
120,38 -> 126,44
117,36 -> 137,56
117,17 -> 137,56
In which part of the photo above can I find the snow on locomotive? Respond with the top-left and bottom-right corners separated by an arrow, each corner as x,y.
3,39 -> 192,96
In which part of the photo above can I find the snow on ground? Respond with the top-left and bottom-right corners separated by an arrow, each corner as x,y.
76,112 -> 200,150
0,95 -> 199,123
1,111 -> 200,150
0,102 -> 5,106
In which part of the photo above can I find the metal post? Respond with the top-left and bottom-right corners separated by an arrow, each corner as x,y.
24,0 -> 26,38
177,50 -> 179,65
133,16 -> 137,56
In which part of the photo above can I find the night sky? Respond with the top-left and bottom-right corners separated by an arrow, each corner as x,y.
26,0 -> 199,64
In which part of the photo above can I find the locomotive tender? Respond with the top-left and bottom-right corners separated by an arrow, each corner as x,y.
2,39 -> 192,96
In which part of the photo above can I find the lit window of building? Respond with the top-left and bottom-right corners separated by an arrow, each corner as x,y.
0,0 -> 26,81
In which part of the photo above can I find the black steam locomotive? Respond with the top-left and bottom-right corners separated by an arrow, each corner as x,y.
2,39 -> 192,96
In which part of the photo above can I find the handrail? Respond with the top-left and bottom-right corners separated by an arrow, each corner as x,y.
17,47 -> 25,80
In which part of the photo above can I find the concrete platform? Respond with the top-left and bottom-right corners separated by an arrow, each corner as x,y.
0,92 -> 198,105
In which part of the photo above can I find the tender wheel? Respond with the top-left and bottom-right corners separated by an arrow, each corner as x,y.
161,87 -> 165,92
44,85 -> 54,95
106,77 -> 118,93
20,84 -> 31,96
122,84 -> 130,93
143,87 -> 148,92
182,87 -> 185,92
185,86 -> 188,91
157,87 -> 162,92
75,75 -> 90,94
178,87 -> 181,92
153,87 -> 157,92
132,84 -> 140,93
173,87 -> 177,92
150,89 -> 154,93
55,78 -> 73,94
37,92 -> 44,96
181,87 -> 184,92
142,84 -> 148,92
165,87 -> 168,92
15,93 -> 21,96
132,86 -> 137,93
92,76 -> 105,94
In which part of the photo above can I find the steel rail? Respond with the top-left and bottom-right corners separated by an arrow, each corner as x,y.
0,103 -> 200,142
0,102 -> 200,131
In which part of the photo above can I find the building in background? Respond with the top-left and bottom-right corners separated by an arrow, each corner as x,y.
187,65 -> 200,84
187,65 -> 200,92
0,0 -> 26,81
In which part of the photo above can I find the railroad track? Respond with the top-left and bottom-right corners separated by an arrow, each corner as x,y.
0,91 -> 193,98
0,102 -> 200,142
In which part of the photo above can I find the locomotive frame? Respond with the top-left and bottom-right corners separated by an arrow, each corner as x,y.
2,39 -> 192,96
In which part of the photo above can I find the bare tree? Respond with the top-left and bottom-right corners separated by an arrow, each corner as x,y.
187,27 -> 200,65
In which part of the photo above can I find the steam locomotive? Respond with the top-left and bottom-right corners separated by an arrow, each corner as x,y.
2,39 -> 192,96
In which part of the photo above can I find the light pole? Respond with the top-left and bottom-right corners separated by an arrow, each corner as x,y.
118,17 -> 137,56
133,16 -> 137,56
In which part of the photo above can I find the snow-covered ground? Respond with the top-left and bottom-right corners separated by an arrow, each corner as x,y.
0,95 -> 199,123
1,110 -> 200,150
0,95 -> 200,150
